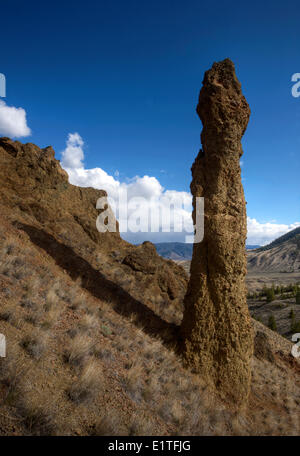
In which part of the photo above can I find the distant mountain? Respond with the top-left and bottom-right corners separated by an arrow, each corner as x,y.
155,242 -> 260,260
154,242 -> 193,260
246,245 -> 260,250
156,228 -> 300,274
248,227 -> 300,273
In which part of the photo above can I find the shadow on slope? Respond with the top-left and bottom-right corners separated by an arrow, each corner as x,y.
16,222 -> 179,348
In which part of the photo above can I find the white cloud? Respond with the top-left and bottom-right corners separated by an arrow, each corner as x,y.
61,132 -> 300,245
0,100 -> 31,137
247,217 -> 300,246
61,132 -> 84,169
61,133 -> 193,243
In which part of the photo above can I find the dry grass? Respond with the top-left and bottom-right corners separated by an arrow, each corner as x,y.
122,360 -> 144,403
92,409 -> 127,436
142,374 -> 160,403
0,218 -> 300,437
92,410 -> 156,436
67,360 -> 103,404
22,276 -> 41,299
20,331 -> 47,359
64,333 -> 94,367
44,288 -> 57,311
78,313 -> 98,332
0,307 -> 14,325
0,343 -> 27,407
127,412 -> 156,436
16,394 -> 57,435
93,345 -> 115,362
0,253 -> 29,281
68,289 -> 86,310
41,287 -> 62,328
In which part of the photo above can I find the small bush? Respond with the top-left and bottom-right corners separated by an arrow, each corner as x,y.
266,289 -> 275,303
268,315 -> 277,331
291,319 -> 300,333
289,309 -> 295,319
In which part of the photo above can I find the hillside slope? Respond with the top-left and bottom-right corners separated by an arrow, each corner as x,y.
0,138 -> 299,435
0,137 -> 188,327
248,227 -> 300,273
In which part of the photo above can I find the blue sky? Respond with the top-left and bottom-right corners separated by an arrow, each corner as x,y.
0,0 -> 299,244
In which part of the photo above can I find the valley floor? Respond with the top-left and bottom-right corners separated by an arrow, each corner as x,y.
246,272 -> 300,294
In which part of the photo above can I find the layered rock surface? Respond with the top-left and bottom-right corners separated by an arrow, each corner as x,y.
180,59 -> 254,404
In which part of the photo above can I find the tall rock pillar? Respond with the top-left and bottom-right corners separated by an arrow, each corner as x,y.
180,59 -> 253,404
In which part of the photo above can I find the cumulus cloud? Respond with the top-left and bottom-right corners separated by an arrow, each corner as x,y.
61,133 -> 84,169
0,100 -> 31,137
246,218 -> 300,246
61,132 -> 300,245
61,133 -> 193,243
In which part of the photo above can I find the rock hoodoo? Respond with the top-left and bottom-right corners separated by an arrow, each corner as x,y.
180,59 -> 253,404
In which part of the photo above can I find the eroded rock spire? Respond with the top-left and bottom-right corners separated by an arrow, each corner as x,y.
180,59 -> 253,405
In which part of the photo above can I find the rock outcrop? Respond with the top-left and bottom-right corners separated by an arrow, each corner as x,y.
0,137 -> 188,328
180,59 -> 254,404
0,137 -> 116,247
